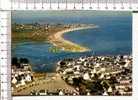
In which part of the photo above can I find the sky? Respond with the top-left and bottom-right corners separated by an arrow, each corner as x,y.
12,10 -> 131,18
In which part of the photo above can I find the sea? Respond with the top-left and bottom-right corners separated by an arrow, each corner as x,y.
11,11 -> 132,72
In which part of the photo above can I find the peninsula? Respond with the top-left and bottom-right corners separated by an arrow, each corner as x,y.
12,23 -> 98,52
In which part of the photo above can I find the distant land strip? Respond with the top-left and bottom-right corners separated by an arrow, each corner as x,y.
12,24 -> 98,52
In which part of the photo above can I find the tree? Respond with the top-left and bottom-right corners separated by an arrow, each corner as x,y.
12,57 -> 18,65
73,77 -> 82,86
88,80 -> 104,95
19,58 -> 29,63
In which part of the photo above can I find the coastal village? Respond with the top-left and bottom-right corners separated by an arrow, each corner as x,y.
11,23 -> 132,96
11,55 -> 132,96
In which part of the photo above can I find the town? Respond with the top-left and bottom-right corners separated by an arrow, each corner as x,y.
11,55 -> 132,96
56,55 -> 132,95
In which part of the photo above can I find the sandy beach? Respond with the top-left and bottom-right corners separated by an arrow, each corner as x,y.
49,25 -> 98,52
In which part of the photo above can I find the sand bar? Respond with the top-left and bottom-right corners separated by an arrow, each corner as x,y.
49,25 -> 98,52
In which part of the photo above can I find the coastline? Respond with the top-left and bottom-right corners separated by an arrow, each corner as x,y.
48,25 -> 98,52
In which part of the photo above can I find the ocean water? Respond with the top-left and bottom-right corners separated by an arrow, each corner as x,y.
12,11 -> 132,72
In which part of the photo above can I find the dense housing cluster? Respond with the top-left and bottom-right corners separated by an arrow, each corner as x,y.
56,55 -> 132,96
11,57 -> 77,96
11,57 -> 34,92
29,87 -> 79,96
11,55 -> 132,96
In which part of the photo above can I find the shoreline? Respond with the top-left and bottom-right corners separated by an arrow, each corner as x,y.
48,25 -> 98,52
